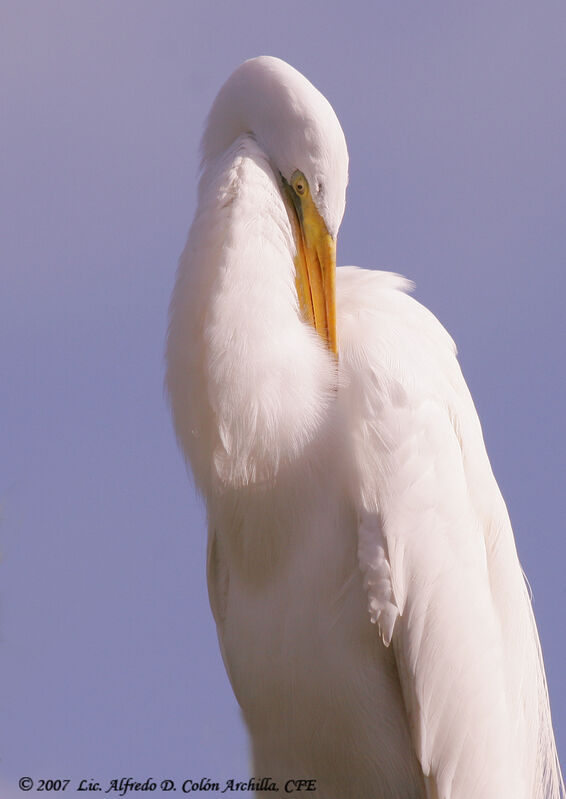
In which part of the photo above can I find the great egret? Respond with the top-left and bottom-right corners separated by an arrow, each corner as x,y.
166,56 -> 563,798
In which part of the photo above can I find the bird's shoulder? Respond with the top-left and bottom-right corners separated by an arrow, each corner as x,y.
336,265 -> 464,411
337,264 -> 455,353
336,266 -> 503,528
335,265 -> 503,566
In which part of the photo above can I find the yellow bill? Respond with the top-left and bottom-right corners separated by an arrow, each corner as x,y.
281,171 -> 337,356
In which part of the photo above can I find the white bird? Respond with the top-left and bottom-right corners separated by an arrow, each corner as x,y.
166,56 -> 563,798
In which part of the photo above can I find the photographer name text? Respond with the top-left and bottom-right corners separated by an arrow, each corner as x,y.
18,776 -> 317,795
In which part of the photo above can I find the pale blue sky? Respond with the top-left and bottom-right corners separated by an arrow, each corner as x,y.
2,1 -> 565,795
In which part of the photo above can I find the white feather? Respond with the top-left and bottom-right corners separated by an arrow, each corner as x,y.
166,56 -> 563,798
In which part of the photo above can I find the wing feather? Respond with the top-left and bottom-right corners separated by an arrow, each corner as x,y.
337,266 -> 564,799
206,525 -> 237,693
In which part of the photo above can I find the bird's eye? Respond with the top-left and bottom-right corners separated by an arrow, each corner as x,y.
291,170 -> 307,197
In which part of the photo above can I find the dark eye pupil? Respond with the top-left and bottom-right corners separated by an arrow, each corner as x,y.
296,183 -> 303,193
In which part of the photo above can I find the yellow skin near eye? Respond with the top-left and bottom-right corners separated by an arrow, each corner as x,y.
282,171 -> 338,356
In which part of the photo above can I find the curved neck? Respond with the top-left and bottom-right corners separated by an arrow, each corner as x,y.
167,136 -> 335,494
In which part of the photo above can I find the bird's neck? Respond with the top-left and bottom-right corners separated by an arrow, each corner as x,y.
167,136 -> 335,496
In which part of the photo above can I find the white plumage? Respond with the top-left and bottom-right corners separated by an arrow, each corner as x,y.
166,56 -> 563,798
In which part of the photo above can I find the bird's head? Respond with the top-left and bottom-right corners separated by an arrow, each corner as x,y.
201,56 -> 349,355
